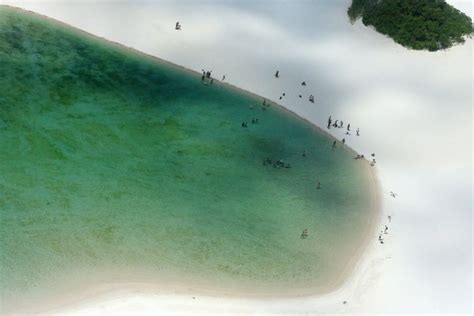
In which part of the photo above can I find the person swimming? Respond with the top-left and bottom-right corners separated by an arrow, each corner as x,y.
271,159 -> 288,169
301,228 -> 308,239
262,158 -> 272,166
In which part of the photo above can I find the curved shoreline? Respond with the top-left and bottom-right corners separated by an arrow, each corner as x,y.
1,5 -> 383,314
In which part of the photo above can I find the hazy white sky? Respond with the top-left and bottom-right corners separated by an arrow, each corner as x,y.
1,0 -> 472,314
447,0 -> 473,17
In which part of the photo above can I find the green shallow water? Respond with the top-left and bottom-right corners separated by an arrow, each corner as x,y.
0,6 -> 376,306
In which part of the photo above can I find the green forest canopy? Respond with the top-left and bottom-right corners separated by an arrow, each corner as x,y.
348,0 -> 473,51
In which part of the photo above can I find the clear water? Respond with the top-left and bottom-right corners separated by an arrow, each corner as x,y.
0,6 -> 377,307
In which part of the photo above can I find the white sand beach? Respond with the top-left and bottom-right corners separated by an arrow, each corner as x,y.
1,0 -> 472,314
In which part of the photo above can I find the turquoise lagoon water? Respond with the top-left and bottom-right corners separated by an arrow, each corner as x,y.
0,6 -> 377,307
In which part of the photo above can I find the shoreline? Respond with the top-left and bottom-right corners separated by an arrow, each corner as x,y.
1,5 -> 353,148
1,5 -> 383,315
7,177 -> 382,315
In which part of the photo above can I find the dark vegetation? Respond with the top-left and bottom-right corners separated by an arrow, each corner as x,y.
348,0 -> 473,51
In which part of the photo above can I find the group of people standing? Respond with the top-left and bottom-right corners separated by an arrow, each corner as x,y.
379,223 -> 391,244
262,158 -> 291,169
241,117 -> 259,127
327,115 -> 378,167
201,69 -> 214,84
327,115 -> 359,136
274,70 -> 315,104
